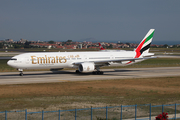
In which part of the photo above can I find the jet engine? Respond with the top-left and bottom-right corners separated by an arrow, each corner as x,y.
78,63 -> 95,73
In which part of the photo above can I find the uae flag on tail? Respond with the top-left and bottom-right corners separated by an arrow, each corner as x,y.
135,29 -> 155,58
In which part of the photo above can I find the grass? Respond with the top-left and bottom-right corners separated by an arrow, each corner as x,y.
0,59 -> 17,72
0,77 -> 180,111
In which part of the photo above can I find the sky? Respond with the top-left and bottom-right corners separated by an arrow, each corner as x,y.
0,0 -> 180,44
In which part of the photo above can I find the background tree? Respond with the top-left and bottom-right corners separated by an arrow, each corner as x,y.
48,40 -> 55,44
0,43 -> 3,48
67,40 -> 72,42
13,44 -> 22,49
66,40 -> 72,45
24,41 -> 31,48
163,44 -> 169,48
106,44 -> 113,49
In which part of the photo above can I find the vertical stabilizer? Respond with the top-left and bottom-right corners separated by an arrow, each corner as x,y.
135,29 -> 155,58
98,43 -> 105,50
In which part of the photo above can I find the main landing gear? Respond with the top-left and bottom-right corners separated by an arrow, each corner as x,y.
92,71 -> 104,75
18,69 -> 23,76
75,68 -> 104,75
75,70 -> 104,75
93,67 -> 104,75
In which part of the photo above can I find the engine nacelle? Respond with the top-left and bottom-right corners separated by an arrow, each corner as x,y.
78,63 -> 95,73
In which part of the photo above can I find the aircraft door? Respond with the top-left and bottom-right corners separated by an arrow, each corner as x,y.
25,56 -> 30,64
111,55 -> 114,59
110,55 -> 115,64
83,55 -> 88,61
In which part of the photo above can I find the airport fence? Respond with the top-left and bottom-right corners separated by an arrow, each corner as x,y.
0,103 -> 180,120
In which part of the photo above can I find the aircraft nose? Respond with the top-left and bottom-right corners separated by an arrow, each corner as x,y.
7,60 -> 11,66
7,60 -> 13,67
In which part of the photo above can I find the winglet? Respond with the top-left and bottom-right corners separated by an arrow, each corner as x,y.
98,43 -> 105,50
135,29 -> 155,58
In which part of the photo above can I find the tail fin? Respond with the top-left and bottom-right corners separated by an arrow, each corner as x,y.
98,43 -> 105,50
135,29 -> 155,58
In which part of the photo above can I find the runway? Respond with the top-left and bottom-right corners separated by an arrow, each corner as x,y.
0,67 -> 180,85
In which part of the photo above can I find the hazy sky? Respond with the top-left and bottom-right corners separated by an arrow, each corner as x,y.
0,0 -> 180,43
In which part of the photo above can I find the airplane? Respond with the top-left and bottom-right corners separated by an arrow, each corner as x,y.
7,29 -> 156,76
98,43 -> 106,50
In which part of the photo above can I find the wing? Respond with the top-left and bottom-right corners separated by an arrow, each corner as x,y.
73,56 -> 157,67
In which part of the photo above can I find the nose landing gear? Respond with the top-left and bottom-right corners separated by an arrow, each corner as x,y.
19,71 -> 23,76
18,69 -> 23,76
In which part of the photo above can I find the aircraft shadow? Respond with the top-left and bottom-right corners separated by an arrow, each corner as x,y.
0,69 -> 140,77
114,69 -> 140,72
0,71 -> 93,77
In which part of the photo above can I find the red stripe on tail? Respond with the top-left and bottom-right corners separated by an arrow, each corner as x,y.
135,39 -> 146,58
126,39 -> 146,65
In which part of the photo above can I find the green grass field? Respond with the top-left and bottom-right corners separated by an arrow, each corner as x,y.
0,59 -> 17,72
1,77 -> 180,111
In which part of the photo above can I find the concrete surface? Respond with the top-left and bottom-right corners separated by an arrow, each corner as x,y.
0,67 -> 180,85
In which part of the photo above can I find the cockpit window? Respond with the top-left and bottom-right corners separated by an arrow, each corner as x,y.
10,58 -> 17,60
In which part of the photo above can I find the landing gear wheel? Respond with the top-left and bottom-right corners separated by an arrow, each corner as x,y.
19,72 -> 23,76
100,71 -> 104,75
92,71 -> 104,75
76,70 -> 80,73
92,71 -> 97,75
18,69 -> 24,76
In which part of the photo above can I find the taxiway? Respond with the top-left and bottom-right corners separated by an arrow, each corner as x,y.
0,67 -> 180,85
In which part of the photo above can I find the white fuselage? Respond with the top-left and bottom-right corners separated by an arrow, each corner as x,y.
7,51 -> 137,70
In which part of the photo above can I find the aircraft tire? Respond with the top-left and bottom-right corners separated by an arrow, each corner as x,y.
92,71 -> 96,75
76,70 -> 80,73
92,71 -> 103,75
19,73 -> 23,76
100,71 -> 104,75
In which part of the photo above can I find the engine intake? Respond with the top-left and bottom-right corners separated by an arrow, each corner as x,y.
78,63 -> 95,72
